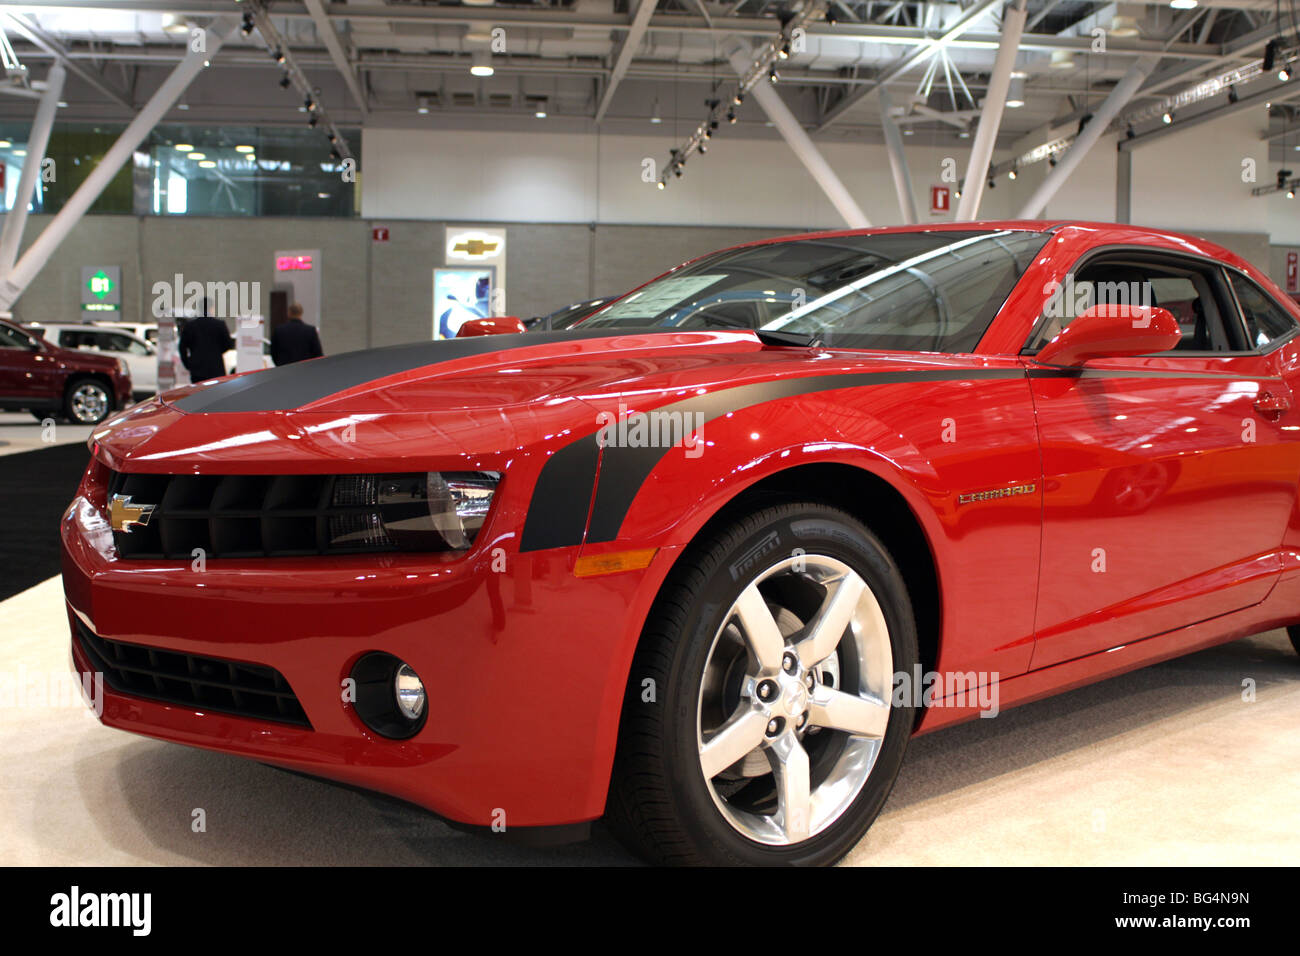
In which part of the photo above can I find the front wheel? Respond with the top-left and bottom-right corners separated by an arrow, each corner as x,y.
63,378 -> 112,425
606,502 -> 918,866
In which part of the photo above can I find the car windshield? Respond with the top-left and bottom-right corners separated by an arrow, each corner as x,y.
578,229 -> 1049,352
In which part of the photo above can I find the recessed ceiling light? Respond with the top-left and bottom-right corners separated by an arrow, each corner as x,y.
470,52 -> 494,77
187,152 -> 205,160
1169,0 -> 1197,8
235,145 -> 254,152
13,149 -> 26,156
0,140 -> 11,148
174,143 -> 194,151
198,160 -> 216,168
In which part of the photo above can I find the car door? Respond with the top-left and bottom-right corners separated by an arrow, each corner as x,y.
1025,249 -> 1300,669
0,321 -> 59,405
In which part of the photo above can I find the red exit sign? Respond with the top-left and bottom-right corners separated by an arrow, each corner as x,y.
276,255 -> 314,272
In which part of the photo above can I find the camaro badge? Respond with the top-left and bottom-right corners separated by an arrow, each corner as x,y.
109,494 -> 156,534
957,483 -> 1036,506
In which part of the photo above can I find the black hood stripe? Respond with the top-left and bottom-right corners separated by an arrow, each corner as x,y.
520,367 -> 1025,552
171,328 -> 639,414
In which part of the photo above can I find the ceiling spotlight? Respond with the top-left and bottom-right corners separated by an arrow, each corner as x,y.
1169,0 -> 1197,7
1050,50 -> 1076,71
235,144 -> 254,153
187,152 -> 205,160
1126,124 -> 1136,139
675,166 -> 682,178
954,189 -> 961,199
1048,155 -> 1057,167
198,160 -> 216,168
161,13 -> 190,35
769,66 -> 780,83
329,147 -> 341,161
699,142 -> 708,154
1161,111 -> 1173,124
304,95 -> 316,112
779,40 -> 791,60
727,109 -> 737,123
1265,39 -> 1279,73
656,181 -> 665,190
1008,167 -> 1018,180
733,91 -> 744,106
535,108 -> 547,118
308,114 -> 319,128
650,98 -> 662,124
272,47 -> 285,65
826,9 -> 838,25
703,127 -> 712,140
1109,15 -> 1139,38
417,96 -> 429,115
174,143 -> 194,152
1289,188 -> 1296,199
279,72 -> 291,89
1006,76 -> 1026,108
958,128 -> 970,139
987,178 -> 996,190
240,12 -> 255,36
1228,86 -> 1239,104
470,51 -> 494,77
1281,67 -> 1291,82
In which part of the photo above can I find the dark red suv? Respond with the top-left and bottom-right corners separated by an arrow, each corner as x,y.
0,317 -> 133,424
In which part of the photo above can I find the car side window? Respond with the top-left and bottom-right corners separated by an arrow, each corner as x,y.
1028,255 -> 1244,353
1229,273 -> 1299,349
0,324 -> 33,349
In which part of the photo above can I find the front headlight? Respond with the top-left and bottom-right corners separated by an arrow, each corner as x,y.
327,471 -> 500,552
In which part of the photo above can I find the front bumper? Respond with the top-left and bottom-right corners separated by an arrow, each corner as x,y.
61,487 -> 668,828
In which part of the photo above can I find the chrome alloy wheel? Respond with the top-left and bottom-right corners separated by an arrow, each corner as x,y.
696,554 -> 893,846
70,382 -> 109,424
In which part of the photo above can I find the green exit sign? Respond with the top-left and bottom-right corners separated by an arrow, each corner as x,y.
80,265 -> 121,311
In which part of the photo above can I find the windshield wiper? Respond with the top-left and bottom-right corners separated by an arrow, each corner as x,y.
753,328 -> 823,348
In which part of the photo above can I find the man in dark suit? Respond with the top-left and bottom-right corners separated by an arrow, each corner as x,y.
271,303 -> 324,366
178,301 -> 235,383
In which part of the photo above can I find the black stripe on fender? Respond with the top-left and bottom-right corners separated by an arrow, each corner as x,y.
517,433 -> 602,553
521,367 -> 1027,552
171,328 -> 638,414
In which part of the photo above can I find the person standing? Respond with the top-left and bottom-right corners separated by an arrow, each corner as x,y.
178,300 -> 235,383
271,303 -> 324,366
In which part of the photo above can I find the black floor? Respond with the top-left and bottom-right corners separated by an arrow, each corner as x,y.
0,443 -> 89,601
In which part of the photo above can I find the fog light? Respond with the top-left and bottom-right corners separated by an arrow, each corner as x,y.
350,652 -> 427,739
394,663 -> 426,720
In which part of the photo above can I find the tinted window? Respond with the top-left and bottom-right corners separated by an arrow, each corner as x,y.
1230,273 -> 1298,348
0,324 -> 34,349
582,229 -> 1048,352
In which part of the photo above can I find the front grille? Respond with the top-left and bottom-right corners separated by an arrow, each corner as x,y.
74,620 -> 311,727
110,471 -> 345,559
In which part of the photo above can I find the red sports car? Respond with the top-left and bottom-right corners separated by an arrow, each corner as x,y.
62,221 -> 1300,866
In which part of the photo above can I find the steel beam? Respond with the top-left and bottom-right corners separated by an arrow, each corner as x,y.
955,0 -> 1026,221
726,42 -> 869,228
1,12 -> 131,109
595,0 -> 660,123
0,63 -> 63,276
303,0 -> 368,116
1018,56 -> 1159,219
0,16 -> 240,312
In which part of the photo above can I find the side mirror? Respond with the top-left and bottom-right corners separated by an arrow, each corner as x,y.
455,316 -> 527,337
1035,303 -> 1181,366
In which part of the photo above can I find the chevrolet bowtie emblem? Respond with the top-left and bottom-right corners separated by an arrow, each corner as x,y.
109,494 -> 156,534
453,239 -> 498,256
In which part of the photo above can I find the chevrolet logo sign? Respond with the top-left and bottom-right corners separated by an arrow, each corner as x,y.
452,239 -> 498,257
109,494 -> 156,534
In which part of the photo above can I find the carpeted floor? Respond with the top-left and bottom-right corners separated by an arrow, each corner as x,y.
0,443 -> 89,602
2,573 -> 1297,866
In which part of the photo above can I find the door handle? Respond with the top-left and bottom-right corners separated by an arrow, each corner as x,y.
1254,391 -> 1291,418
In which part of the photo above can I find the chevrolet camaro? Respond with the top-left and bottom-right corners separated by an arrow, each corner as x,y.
62,221 -> 1300,865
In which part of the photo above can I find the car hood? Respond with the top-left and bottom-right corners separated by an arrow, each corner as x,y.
90,329 -> 1001,472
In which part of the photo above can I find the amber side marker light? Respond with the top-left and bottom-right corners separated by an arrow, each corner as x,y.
574,548 -> 658,577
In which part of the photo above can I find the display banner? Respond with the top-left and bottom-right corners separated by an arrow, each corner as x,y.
236,315 -> 265,374
155,315 -> 179,391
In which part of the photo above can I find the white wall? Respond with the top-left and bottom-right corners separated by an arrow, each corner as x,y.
362,127 -> 1013,230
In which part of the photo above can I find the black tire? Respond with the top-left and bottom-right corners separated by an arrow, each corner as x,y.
605,502 -> 918,866
30,411 -> 59,423
1287,625 -> 1300,656
62,377 -> 113,425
